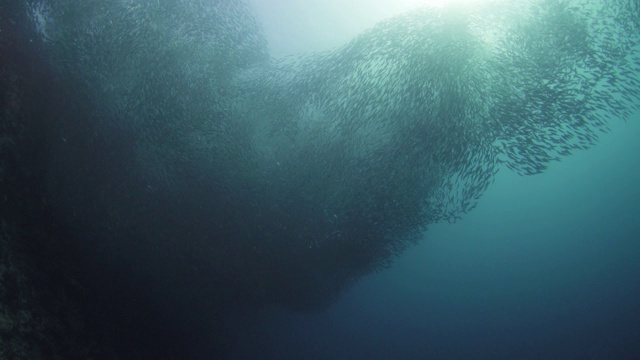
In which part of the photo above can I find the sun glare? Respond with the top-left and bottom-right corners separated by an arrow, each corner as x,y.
407,0 -> 493,8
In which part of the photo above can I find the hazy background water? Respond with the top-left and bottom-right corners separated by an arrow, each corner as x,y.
231,100 -> 640,360
3,1 -> 638,358
228,2 -> 640,359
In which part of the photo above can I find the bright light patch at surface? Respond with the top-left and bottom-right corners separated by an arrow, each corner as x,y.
249,0 -> 499,57
405,0 -> 494,7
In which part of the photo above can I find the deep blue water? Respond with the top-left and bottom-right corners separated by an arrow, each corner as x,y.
230,115 -> 640,359
8,1 -> 638,358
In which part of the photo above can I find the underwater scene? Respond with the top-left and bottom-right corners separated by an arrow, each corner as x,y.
1,0 -> 639,358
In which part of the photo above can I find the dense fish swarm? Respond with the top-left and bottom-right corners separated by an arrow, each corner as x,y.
2,0 -> 640,356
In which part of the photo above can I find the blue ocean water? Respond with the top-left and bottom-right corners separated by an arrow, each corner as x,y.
231,112 -> 640,359
9,1 -> 638,358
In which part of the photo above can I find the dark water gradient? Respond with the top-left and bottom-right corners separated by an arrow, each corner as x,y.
230,115 -> 640,359
3,1 -> 639,358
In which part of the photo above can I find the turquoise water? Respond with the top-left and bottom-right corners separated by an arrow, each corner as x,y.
5,0 -> 640,358
233,116 -> 640,359
224,3 -> 640,358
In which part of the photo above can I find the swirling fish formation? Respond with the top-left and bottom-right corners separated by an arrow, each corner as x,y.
7,0 -> 640,352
